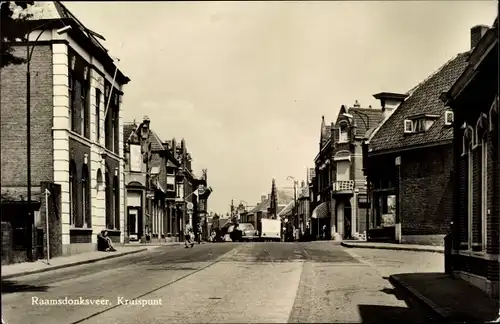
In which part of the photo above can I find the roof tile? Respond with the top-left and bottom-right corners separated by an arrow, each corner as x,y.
369,52 -> 469,152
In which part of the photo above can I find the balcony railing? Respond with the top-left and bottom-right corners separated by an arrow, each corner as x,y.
333,180 -> 354,192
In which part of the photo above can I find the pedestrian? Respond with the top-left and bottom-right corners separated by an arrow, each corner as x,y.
97,230 -> 117,252
184,223 -> 194,248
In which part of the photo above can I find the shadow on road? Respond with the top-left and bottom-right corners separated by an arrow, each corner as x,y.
145,267 -> 198,271
1,280 -> 50,294
357,282 -> 438,323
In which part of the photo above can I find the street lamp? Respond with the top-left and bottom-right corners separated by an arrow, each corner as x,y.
26,23 -> 72,262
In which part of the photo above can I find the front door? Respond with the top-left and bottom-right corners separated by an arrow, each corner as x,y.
128,208 -> 139,240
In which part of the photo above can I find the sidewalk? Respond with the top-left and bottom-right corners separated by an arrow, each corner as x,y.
341,241 -> 444,253
389,272 -> 499,322
1,246 -> 149,280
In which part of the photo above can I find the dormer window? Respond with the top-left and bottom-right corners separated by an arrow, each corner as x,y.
444,110 -> 454,126
404,114 -> 439,134
404,119 -> 414,133
338,122 -> 349,143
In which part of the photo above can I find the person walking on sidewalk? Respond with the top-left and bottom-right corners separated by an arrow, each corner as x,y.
184,223 -> 194,248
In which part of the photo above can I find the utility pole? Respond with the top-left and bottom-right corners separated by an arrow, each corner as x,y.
230,199 -> 234,220
293,180 -> 298,231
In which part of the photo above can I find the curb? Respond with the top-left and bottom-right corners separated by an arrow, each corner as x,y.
340,242 -> 444,254
2,248 -> 148,280
388,275 -> 449,320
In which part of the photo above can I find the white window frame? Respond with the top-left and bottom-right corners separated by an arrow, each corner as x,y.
404,119 -> 414,133
444,110 -> 454,126
338,123 -> 349,143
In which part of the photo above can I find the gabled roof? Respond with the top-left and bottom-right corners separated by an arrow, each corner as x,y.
123,122 -> 138,146
148,131 -> 165,152
369,52 -> 470,153
341,106 -> 384,138
278,201 -> 295,216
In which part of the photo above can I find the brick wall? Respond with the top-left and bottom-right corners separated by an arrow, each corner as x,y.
400,144 -> 453,236
0,45 -> 54,186
39,182 -> 63,258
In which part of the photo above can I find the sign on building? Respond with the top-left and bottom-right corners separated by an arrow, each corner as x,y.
129,144 -> 142,172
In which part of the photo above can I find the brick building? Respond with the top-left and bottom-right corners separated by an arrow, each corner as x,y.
311,103 -> 383,241
311,116 -> 334,239
330,101 -> 383,240
0,2 -> 130,259
441,21 -> 499,298
364,29 -> 480,245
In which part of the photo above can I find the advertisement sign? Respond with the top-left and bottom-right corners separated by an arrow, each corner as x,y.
129,144 -> 142,172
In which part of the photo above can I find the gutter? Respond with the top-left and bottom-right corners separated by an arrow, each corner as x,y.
367,139 -> 452,157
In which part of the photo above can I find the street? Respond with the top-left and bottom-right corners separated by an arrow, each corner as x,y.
2,242 -> 442,324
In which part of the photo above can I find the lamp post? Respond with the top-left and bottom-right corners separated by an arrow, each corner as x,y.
25,23 -> 72,262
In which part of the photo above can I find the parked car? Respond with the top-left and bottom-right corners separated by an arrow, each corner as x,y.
239,223 -> 258,242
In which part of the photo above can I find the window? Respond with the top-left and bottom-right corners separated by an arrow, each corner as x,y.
404,119 -> 414,133
445,110 -> 454,126
114,174 -> 120,230
467,134 -> 473,249
338,123 -> 348,143
82,165 -> 91,228
480,130 -> 488,251
95,89 -> 101,142
68,53 -> 90,137
69,161 -> 77,226
105,171 -> 113,229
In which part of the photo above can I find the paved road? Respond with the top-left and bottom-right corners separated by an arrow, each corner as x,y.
2,242 -> 440,323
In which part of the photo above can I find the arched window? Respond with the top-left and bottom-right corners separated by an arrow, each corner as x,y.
462,126 -> 473,248
82,165 -> 90,228
105,170 -> 113,229
476,113 -> 489,251
69,160 -> 77,226
114,172 -> 120,230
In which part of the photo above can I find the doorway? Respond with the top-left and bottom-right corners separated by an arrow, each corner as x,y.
128,208 -> 139,241
344,201 -> 352,239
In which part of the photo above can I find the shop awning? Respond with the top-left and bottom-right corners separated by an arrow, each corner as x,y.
311,202 -> 328,219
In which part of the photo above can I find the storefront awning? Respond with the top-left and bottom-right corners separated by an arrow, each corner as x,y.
311,202 -> 329,219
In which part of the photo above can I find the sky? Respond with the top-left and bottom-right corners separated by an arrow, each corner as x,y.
64,1 -> 497,215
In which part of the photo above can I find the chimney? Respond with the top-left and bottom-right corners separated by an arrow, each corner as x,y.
261,195 -> 266,203
353,100 -> 361,108
471,25 -> 489,49
373,92 -> 408,120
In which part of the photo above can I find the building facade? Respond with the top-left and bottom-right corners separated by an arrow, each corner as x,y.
442,22 -> 499,298
330,101 -> 383,240
311,116 -> 334,239
123,117 -> 152,242
365,29 -> 478,245
0,2 -> 130,261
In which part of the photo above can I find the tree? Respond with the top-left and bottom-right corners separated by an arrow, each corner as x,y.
1,1 -> 34,68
